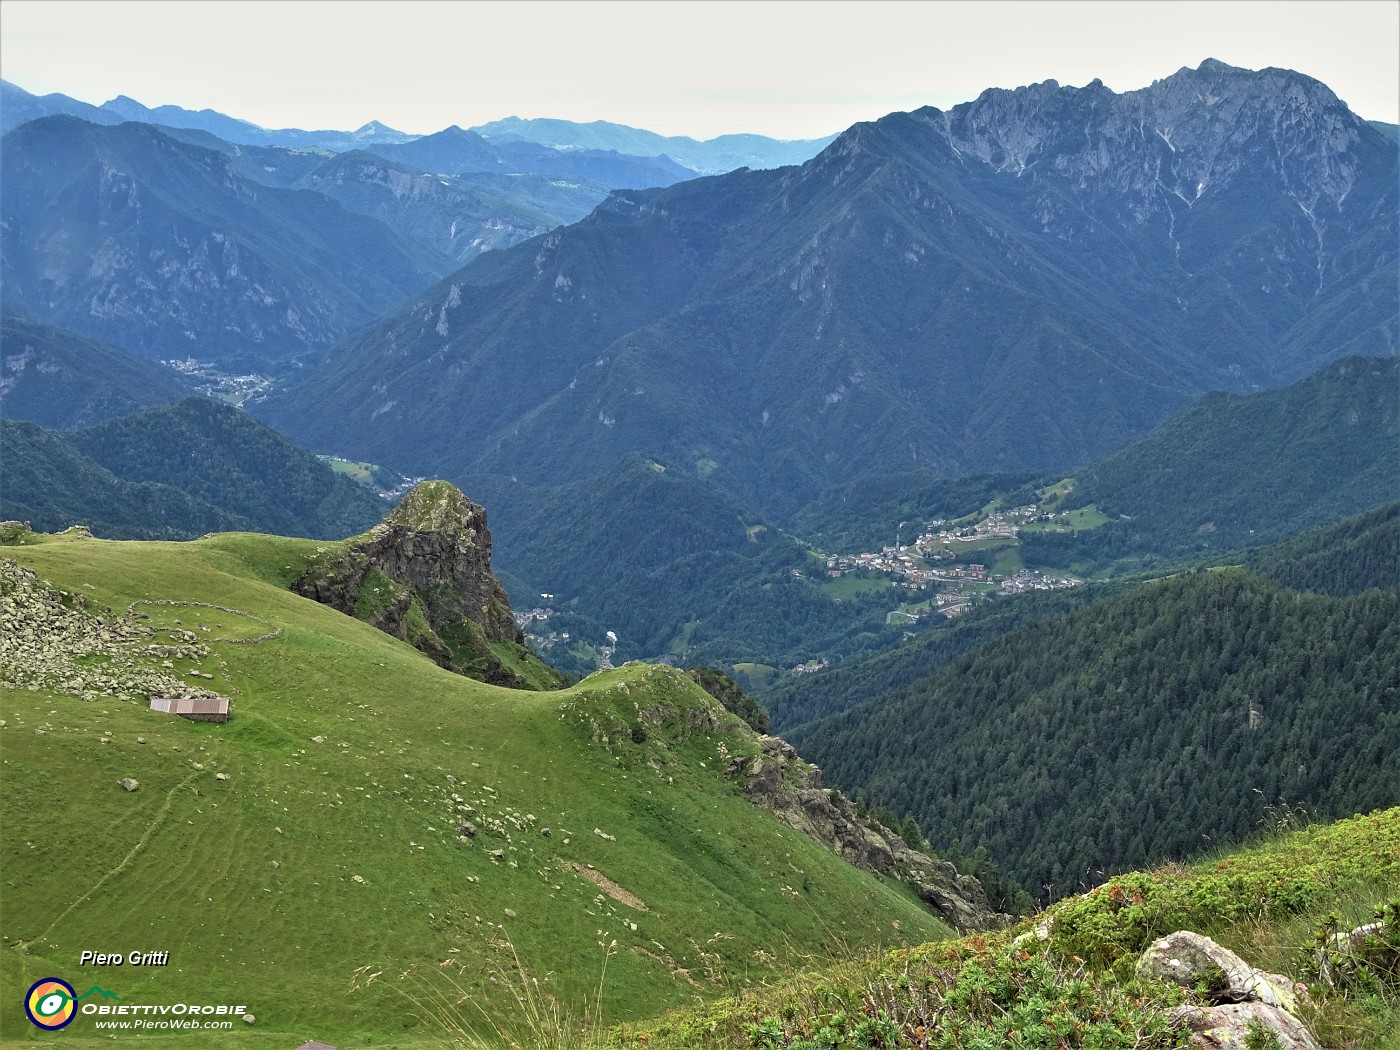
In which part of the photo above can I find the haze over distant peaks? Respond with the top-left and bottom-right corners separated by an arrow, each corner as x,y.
0,79 -> 835,173
468,115 -> 840,172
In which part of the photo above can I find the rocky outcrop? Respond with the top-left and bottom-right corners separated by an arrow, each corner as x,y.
1169,1002 -> 1319,1050
726,735 -> 1000,932
293,481 -> 558,688
1138,930 -> 1302,1013
1137,931 -> 1319,1049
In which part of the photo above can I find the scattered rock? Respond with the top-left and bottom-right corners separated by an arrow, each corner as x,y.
1170,1002 -> 1320,1049
459,822 -> 477,837
504,908 -> 517,919
118,778 -> 139,792
1012,915 -> 1055,947
1319,919 -> 1392,987
540,827 -> 551,838
593,827 -> 616,841
270,861 -> 280,869
1138,931 -> 1300,1013
242,1014 -> 255,1026
311,735 -> 326,743
215,773 -> 229,781
137,737 -> 147,744
489,849 -> 505,861
193,762 -> 204,771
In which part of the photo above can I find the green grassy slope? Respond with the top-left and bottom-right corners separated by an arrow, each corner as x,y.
0,531 -> 950,1049
622,808 -> 1400,1049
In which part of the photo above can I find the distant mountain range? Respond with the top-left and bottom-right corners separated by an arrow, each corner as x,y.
258,60 -> 1398,516
360,125 -> 698,188
1,116 -> 442,368
0,79 -> 834,174
0,82 -> 840,368
471,115 -> 838,173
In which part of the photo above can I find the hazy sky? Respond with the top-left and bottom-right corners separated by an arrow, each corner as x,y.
3,1 -> 1397,139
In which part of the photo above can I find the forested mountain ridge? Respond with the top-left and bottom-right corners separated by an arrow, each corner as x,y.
1023,355 -> 1400,569
791,568 -> 1400,900
0,399 -> 385,539
0,306 -> 192,427
258,60 -> 1397,517
1,419 -> 248,539
1244,500 -> 1400,596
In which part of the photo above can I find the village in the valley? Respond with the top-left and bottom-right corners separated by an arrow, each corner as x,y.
521,498 -> 1084,675
817,501 -> 1082,627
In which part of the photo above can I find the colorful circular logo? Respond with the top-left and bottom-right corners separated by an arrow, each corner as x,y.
25,978 -> 77,1030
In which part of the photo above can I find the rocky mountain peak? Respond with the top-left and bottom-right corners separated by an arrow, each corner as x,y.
911,59 -> 1376,210
382,479 -> 482,534
354,120 -> 398,136
101,94 -> 151,119
294,481 -> 559,688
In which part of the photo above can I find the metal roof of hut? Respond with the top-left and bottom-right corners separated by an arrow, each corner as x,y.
149,697 -> 229,722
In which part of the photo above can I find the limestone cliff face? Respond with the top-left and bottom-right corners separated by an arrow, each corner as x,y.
727,735 -> 1001,932
293,480 -> 557,688
926,58 -> 1374,220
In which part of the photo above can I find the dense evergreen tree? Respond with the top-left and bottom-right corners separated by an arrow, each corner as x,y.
1245,502 -> 1400,596
761,581 -> 1137,732
792,570 -> 1400,900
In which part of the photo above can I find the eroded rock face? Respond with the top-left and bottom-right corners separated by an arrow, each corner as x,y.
727,735 -> 1000,932
293,481 -> 548,687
